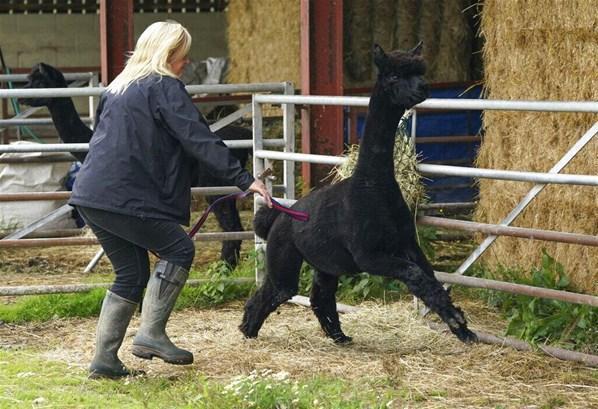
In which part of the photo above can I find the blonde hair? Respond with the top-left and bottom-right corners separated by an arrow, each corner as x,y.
106,20 -> 192,94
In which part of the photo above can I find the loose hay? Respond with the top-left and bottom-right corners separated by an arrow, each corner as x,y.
1,300 -> 596,408
330,115 -> 427,212
476,0 -> 598,293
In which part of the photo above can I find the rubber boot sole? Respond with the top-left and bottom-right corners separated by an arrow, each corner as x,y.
88,368 -> 145,380
131,345 -> 193,365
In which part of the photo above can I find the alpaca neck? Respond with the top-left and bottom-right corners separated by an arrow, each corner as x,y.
354,82 -> 404,182
47,98 -> 91,144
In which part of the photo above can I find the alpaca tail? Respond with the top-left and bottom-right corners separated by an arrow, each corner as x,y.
253,206 -> 280,239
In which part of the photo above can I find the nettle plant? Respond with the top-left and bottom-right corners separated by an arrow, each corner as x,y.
487,249 -> 596,352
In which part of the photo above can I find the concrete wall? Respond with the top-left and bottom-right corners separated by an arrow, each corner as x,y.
0,12 -> 227,126
0,12 -> 228,69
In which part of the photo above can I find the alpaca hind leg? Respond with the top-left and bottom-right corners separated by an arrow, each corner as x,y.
310,271 -> 351,344
239,239 -> 302,338
356,253 -> 477,343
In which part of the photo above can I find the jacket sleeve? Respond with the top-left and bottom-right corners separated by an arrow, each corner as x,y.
154,78 -> 254,191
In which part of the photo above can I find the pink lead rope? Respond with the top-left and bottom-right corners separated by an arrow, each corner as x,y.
188,191 -> 309,238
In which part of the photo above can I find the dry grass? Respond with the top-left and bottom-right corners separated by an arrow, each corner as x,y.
1,299 -> 596,408
476,0 -> 598,294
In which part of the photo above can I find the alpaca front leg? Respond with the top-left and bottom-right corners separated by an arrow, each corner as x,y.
310,271 -> 352,344
355,253 -> 477,343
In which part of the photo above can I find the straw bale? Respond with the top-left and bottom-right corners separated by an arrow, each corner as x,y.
395,0 -> 419,51
344,0 -> 373,85
476,0 -> 598,293
432,0 -> 473,82
372,0 -> 397,51
226,0 -> 300,85
418,1 -> 443,81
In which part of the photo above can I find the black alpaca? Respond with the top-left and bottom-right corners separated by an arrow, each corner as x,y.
20,63 -> 250,267
240,43 -> 477,344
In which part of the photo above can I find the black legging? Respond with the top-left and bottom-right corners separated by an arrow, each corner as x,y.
77,206 -> 195,303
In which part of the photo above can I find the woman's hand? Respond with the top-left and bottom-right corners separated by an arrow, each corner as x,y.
248,180 -> 272,208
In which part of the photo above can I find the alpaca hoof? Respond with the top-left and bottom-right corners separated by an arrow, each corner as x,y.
456,327 -> 478,344
239,323 -> 258,339
332,334 -> 353,344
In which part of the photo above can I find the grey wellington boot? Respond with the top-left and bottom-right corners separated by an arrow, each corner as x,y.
89,291 -> 138,379
131,260 -> 193,365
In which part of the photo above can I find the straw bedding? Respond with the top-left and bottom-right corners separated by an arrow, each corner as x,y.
2,300 -> 596,408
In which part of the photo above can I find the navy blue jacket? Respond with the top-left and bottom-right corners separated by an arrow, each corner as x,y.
69,75 -> 254,225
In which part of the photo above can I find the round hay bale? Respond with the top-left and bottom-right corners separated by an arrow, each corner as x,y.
475,0 -> 598,293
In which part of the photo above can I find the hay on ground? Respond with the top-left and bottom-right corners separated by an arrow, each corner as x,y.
1,299 -> 596,408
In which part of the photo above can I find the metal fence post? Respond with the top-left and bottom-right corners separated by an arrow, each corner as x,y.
282,81 -> 296,200
252,94 -> 266,286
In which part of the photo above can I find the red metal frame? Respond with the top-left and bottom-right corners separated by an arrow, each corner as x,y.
300,0 -> 344,190
99,0 -> 133,85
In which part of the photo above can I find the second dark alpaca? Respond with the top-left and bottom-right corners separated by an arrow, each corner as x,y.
240,43 -> 477,344
19,63 -> 250,267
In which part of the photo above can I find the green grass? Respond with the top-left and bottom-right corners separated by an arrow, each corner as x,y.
0,289 -> 106,323
0,349 -> 398,409
0,257 -> 257,324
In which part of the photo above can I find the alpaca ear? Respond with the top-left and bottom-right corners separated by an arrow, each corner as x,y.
373,43 -> 388,69
410,41 -> 423,56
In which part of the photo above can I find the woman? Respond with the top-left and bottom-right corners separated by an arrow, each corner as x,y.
69,20 -> 271,379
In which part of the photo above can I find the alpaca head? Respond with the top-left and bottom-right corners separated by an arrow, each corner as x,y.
373,42 -> 428,109
19,62 -> 68,107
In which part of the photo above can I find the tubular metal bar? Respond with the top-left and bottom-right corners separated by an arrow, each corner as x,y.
0,139 -> 284,154
426,322 -> 598,367
0,73 -> 95,82
0,118 -> 92,127
418,202 -> 476,210
185,83 -> 287,94
255,149 -> 598,186
0,83 -> 289,99
0,154 -> 76,164
3,204 -> 73,240
434,271 -> 598,307
254,94 -> 598,113
419,216 -> 598,247
0,277 -> 254,297
418,163 -> 598,186
0,186 -> 261,201
209,104 -> 252,133
282,81 -> 296,200
257,197 -> 598,247
0,231 -> 255,248
252,94 -> 267,285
